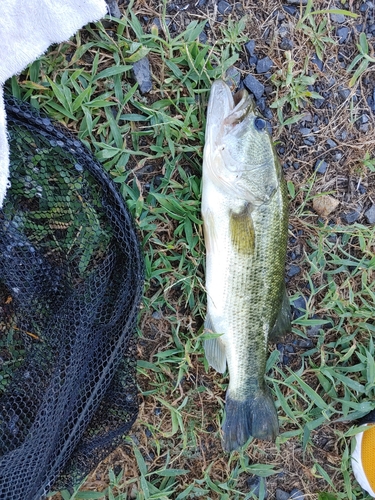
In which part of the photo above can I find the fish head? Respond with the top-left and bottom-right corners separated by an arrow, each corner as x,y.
203,80 -> 281,206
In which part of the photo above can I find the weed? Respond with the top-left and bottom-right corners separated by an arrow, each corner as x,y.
5,0 -> 375,498
347,32 -> 375,87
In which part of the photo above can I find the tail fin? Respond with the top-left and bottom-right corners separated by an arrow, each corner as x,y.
222,390 -> 279,452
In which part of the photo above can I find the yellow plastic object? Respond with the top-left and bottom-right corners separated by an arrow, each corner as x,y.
352,424 -> 375,498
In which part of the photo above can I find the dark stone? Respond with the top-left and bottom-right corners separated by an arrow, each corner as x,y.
300,127 -> 311,135
245,40 -> 256,56
330,13 -> 346,23
361,114 -> 369,124
244,74 -> 264,100
276,490 -> 290,500
358,183 -> 366,195
294,338 -> 313,348
280,37 -> 294,50
249,55 -> 258,66
105,0 -> 122,17
263,107 -> 273,120
315,160 -> 328,174
217,0 -> 232,15
338,86 -> 350,100
256,57 -> 274,74
337,26 -> 350,43
311,53 -> 324,71
225,66 -> 241,88
246,476 -> 267,498
282,5 -> 297,15
365,205 -> 375,224
154,407 -> 162,416
199,31 -> 208,43
326,139 -> 337,148
132,57 -> 153,94
290,489 -> 305,500
291,296 -> 307,319
288,265 -> 301,277
167,3 -> 179,13
341,209 -> 361,224
277,343 -> 295,365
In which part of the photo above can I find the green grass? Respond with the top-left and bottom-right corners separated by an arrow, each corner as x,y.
5,0 -> 375,498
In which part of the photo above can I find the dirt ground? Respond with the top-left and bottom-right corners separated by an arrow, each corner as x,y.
73,0 -> 375,498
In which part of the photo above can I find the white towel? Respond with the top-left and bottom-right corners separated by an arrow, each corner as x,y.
0,0 -> 108,207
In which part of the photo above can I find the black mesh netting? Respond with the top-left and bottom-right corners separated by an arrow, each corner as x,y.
0,96 -> 144,499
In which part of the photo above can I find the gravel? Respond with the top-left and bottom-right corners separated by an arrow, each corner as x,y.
315,159 -> 328,174
330,12 -> 346,23
276,490 -> 290,500
217,0 -> 232,15
245,40 -> 256,56
132,57 -> 152,94
243,74 -> 264,99
256,56 -> 274,74
290,489 -> 305,499
279,37 -> 294,50
365,205 -> 375,224
288,264 -> 301,277
341,207 -> 361,224
337,26 -> 350,43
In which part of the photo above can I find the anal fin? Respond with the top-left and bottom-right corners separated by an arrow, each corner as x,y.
269,287 -> 291,341
203,314 -> 227,374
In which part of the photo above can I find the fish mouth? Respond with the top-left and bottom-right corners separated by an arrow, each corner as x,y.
205,80 -> 255,148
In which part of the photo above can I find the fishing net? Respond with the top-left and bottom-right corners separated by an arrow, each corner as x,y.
0,96 -> 143,499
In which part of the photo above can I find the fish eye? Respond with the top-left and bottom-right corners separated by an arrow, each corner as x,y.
254,117 -> 266,131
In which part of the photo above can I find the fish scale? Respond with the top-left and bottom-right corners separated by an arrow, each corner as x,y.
202,80 -> 290,451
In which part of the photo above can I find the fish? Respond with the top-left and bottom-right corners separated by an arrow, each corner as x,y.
201,79 -> 291,451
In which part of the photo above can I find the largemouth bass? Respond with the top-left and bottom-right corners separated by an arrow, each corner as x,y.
202,80 -> 290,451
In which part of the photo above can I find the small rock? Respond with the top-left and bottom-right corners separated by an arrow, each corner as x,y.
244,74 -> 265,100
290,489 -> 305,500
280,37 -> 294,50
365,205 -> 375,224
313,195 -> 339,217
307,324 -> 322,337
132,57 -> 152,94
326,139 -> 337,148
277,343 -> 295,365
300,127 -> 311,135
246,476 -> 267,498
105,0 -> 122,17
288,265 -> 301,277
341,208 -> 361,224
217,0 -> 232,15
245,40 -> 256,56
311,53 -> 324,71
291,295 -> 307,319
287,0 -> 307,4
276,489 -> 290,500
199,31 -> 207,43
361,114 -> 369,124
282,5 -> 297,15
294,338 -> 314,349
337,26 -> 350,43
225,66 -> 241,89
256,57 -> 274,74
152,310 -> 163,319
330,12 -> 346,23
315,159 -> 328,174
338,86 -> 350,101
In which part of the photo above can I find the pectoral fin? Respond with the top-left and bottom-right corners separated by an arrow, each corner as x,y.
203,314 -> 227,373
203,208 -> 219,255
229,206 -> 255,255
269,288 -> 291,341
